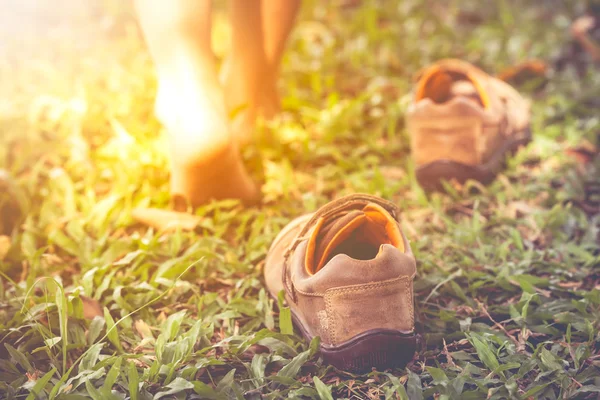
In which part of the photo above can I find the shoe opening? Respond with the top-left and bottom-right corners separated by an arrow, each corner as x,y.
414,66 -> 489,108
305,203 -> 404,274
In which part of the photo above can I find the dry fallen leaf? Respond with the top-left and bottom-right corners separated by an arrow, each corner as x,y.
134,319 -> 154,340
132,208 -> 201,232
506,201 -> 536,219
558,281 -> 582,289
81,296 -> 103,320
497,59 -> 548,86
565,144 -> 598,165
379,166 -> 406,180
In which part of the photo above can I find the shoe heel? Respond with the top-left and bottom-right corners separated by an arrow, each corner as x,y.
415,129 -> 532,191
320,329 -> 416,373
416,159 -> 491,190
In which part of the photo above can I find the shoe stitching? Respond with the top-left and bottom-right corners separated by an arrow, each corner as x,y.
316,309 -> 330,344
295,287 -> 326,297
324,294 -> 335,346
406,278 -> 415,328
326,275 -> 410,296
324,276 -> 413,346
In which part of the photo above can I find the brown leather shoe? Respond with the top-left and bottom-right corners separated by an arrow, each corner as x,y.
406,59 -> 532,190
264,194 -> 417,372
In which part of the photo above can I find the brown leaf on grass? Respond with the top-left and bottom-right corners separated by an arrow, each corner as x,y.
134,319 -> 154,340
81,296 -> 102,320
443,338 -> 458,369
558,281 -> 583,289
132,208 -> 201,232
565,143 -> 598,165
518,328 -> 531,353
497,59 -> 548,87
506,201 -> 536,219
157,311 -> 168,324
26,370 -> 40,382
133,319 -> 156,352
379,166 -> 406,181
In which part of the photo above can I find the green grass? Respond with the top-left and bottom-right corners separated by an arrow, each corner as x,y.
1,0 -> 600,398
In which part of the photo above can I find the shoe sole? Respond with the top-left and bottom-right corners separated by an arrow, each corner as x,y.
320,329 -> 417,372
291,309 -> 417,373
415,128 -> 532,191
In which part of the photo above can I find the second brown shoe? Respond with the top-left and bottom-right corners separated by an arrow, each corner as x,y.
406,59 -> 532,190
264,194 -> 417,372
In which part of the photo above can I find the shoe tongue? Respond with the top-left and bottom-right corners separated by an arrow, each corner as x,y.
305,204 -> 404,274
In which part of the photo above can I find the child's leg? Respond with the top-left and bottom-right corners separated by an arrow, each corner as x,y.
262,0 -> 302,72
223,0 -> 301,144
135,0 -> 258,206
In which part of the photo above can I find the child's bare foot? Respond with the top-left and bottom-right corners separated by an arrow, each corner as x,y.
155,59 -> 259,207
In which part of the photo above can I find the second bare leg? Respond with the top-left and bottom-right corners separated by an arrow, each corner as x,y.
223,0 -> 301,144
